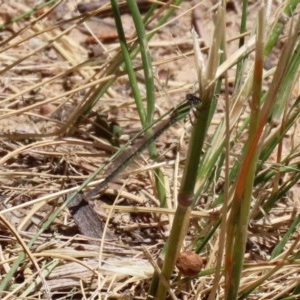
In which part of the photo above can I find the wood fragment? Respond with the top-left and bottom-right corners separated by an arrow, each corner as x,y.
68,194 -> 114,242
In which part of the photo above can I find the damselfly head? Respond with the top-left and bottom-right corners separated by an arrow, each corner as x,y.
186,93 -> 201,105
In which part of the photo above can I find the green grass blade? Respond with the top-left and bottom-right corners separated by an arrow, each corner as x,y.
271,214 -> 300,258
111,0 -> 146,126
0,0 -> 60,30
126,0 -> 167,205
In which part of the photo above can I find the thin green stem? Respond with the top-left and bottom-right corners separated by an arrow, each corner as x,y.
0,0 -> 60,30
152,8 -> 224,298
125,0 -> 167,205
111,0 -> 146,125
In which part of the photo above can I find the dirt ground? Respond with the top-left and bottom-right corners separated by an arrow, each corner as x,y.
0,1 -> 298,299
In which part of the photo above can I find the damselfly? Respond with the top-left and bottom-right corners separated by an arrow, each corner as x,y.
85,93 -> 201,199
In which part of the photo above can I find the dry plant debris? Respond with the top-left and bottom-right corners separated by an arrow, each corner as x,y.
0,1 -> 299,299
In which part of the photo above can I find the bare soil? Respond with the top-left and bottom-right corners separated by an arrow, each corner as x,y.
0,1 -> 297,299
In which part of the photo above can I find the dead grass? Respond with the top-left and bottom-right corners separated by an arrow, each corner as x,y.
0,1 -> 299,299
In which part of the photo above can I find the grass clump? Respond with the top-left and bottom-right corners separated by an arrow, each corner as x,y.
0,1 -> 299,299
